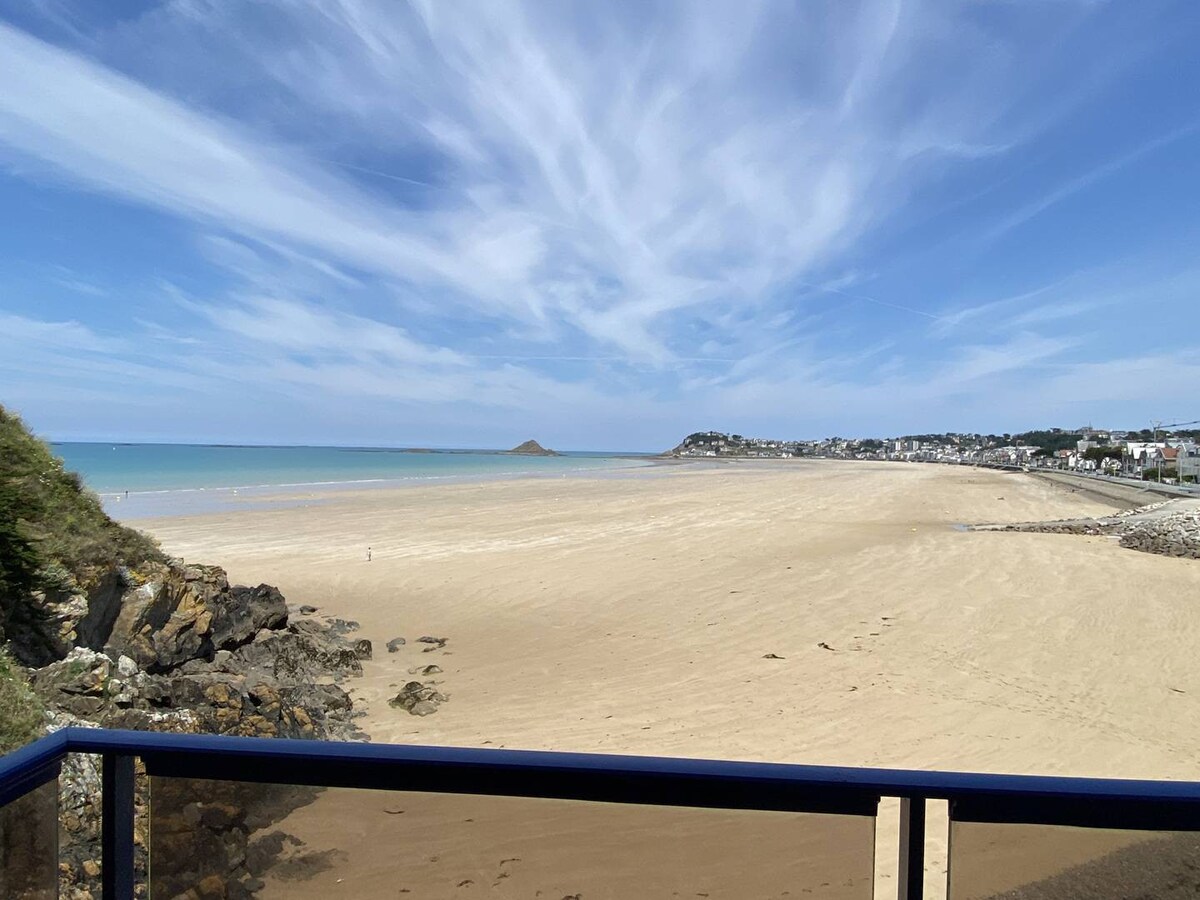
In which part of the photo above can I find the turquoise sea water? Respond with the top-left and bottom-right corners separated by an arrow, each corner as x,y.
53,443 -> 655,518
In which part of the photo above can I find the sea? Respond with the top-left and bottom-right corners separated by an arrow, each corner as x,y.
54,443 -> 656,519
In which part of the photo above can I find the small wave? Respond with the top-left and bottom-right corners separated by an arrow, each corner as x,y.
94,458 -> 651,498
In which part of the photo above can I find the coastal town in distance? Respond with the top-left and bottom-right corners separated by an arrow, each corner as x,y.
670,424 -> 1200,484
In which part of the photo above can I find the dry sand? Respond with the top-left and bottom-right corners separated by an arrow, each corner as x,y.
137,461 -> 1200,899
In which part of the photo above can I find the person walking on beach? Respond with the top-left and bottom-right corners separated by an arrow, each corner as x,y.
367,546 -> 372,562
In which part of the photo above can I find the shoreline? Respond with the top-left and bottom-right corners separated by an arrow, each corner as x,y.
132,459 -> 1200,896
99,455 -> 677,519
135,458 -> 1200,774
104,455 -> 851,521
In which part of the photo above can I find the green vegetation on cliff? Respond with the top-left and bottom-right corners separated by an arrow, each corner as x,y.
0,646 -> 44,752
0,405 -> 164,618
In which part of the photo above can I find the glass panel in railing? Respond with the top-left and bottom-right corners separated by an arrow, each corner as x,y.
0,778 -> 59,900
150,776 -> 875,899
948,819 -> 1200,898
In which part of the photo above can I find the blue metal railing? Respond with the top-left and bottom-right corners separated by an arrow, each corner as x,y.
5,727 -> 1200,898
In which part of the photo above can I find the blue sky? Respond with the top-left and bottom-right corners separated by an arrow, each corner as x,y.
1,1 -> 1198,450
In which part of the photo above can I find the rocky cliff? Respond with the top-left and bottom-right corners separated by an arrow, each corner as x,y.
27,558 -> 371,900
30,561 -> 366,739
1,406 -> 373,898
0,405 -> 164,655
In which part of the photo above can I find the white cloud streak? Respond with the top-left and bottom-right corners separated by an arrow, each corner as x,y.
0,3 -> 1070,364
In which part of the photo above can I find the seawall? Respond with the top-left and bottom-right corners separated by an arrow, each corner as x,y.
1028,470 -> 1181,509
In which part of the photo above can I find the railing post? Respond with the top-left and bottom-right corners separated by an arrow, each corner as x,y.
897,796 -> 925,900
102,753 -> 136,900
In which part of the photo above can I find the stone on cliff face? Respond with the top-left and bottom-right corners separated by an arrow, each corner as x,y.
31,649 -> 115,717
352,639 -> 372,660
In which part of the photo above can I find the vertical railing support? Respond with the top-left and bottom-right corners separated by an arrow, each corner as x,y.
102,754 -> 136,900
898,796 -> 926,900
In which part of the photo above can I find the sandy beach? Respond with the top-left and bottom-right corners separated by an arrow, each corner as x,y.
136,460 -> 1200,898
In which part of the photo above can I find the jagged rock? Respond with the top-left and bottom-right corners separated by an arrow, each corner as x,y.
0,412 -> 379,897
33,648 -> 112,696
1119,511 -> 1200,559
12,546 -> 379,899
386,637 -> 406,652
34,652 -> 359,742
45,561 -> 280,674
71,563 -> 291,673
326,618 -> 360,636
388,680 -> 448,715
208,584 -> 288,652
230,624 -> 363,682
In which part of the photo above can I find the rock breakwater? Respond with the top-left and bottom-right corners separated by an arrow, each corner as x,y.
975,500 -> 1200,561
1120,511 -> 1200,559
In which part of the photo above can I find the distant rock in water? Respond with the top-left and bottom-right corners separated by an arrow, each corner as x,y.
507,439 -> 559,456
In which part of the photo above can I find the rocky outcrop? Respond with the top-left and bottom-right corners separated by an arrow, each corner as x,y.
21,561 -> 289,671
507,439 -> 558,456
104,564 -> 288,672
388,680 -> 448,716
21,558 -> 371,899
1119,511 -> 1200,559
34,646 -> 362,748
225,621 -> 363,683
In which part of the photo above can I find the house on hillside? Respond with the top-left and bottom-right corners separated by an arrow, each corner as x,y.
1123,442 -> 1167,475
1179,445 -> 1200,482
